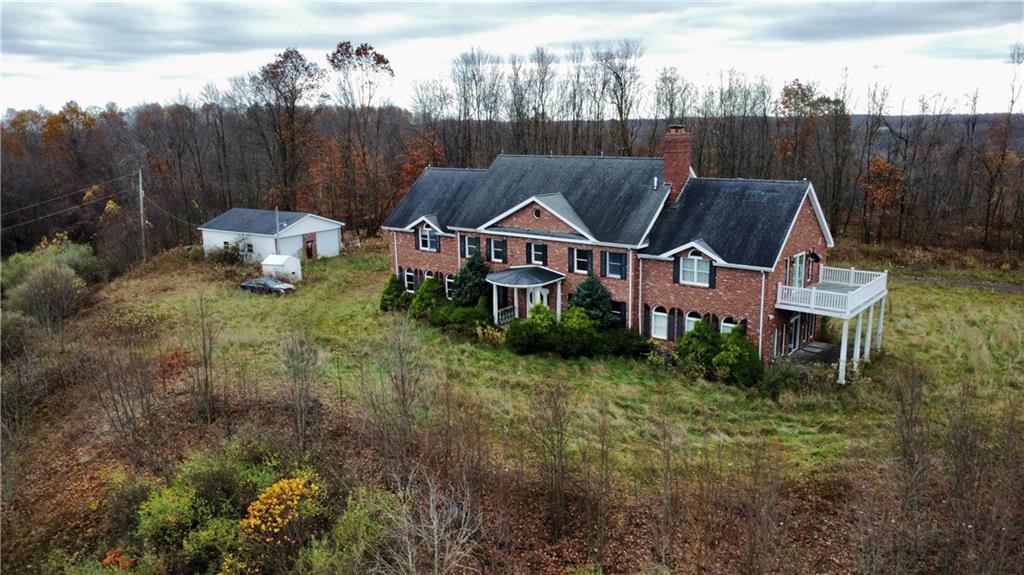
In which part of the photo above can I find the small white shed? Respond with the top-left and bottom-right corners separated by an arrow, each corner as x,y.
198,208 -> 345,263
261,254 -> 302,281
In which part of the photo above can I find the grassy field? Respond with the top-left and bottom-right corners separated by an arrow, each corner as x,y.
98,241 -> 1024,479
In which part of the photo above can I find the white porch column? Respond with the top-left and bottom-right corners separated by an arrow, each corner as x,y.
556,281 -> 562,322
838,318 -> 850,384
492,283 -> 499,325
853,312 -> 863,371
864,303 -> 874,361
513,288 -> 519,319
876,296 -> 886,351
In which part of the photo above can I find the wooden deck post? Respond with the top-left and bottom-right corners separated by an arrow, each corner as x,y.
853,311 -> 863,372
838,319 -> 850,384
864,303 -> 874,361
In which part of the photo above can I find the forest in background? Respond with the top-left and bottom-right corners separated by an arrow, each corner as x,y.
3,39 -> 1022,269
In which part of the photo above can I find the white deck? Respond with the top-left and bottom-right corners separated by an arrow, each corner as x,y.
776,266 -> 887,319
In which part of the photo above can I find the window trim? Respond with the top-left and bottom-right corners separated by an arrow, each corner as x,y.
464,236 -> 481,257
606,252 -> 626,279
685,311 -> 701,333
490,239 -> 506,262
721,317 -> 737,334
678,251 -> 711,287
573,250 -> 591,274
530,243 -> 546,265
404,269 -> 415,292
444,275 -> 454,299
651,306 -> 669,340
418,227 -> 439,251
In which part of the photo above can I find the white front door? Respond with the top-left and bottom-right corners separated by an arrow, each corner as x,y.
526,287 -> 549,316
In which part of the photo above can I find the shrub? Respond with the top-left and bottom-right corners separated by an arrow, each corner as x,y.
409,276 -> 445,319
379,274 -> 411,312
206,244 -> 244,266
137,483 -> 209,554
176,448 -> 277,518
292,487 -> 396,574
450,252 -> 490,307
103,471 -> 157,547
1,311 -> 43,361
506,303 -> 557,354
596,327 -> 653,358
231,473 -> 326,573
759,361 -> 805,401
429,296 -> 491,335
182,517 -> 238,574
555,306 -> 600,358
7,262 -> 82,331
569,273 -> 615,327
712,328 -> 764,387
673,320 -> 721,378
1,235 -> 105,291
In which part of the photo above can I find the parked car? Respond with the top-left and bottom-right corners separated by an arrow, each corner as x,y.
240,277 -> 295,295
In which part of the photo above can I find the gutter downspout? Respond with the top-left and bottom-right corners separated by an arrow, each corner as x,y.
759,271 -> 766,356
392,232 -> 399,273
627,250 -> 634,329
638,258 -> 644,335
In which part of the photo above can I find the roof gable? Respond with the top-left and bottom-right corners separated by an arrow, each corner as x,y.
481,194 -> 594,240
382,167 -> 486,233
642,178 -> 812,268
450,155 -> 667,245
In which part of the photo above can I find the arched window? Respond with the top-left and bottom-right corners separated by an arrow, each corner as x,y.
651,306 -> 669,340
721,317 -> 738,334
404,268 -> 415,292
685,311 -> 701,333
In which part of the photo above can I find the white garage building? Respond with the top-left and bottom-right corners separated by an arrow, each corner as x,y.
198,208 -> 345,262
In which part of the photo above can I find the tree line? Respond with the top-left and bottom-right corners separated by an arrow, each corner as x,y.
3,40 -> 1022,265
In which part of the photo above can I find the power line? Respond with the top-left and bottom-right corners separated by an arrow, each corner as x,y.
0,173 -> 138,217
144,196 -> 195,226
1,188 -> 133,231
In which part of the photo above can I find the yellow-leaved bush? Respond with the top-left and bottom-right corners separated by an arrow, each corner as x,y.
221,472 -> 325,574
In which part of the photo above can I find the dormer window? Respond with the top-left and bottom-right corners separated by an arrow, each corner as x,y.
418,227 -> 439,251
679,250 -> 711,286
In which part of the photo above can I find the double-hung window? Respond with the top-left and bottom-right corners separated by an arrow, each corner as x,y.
530,243 -> 547,265
651,306 -> 668,340
463,236 -> 481,257
679,252 -> 711,286
490,239 -> 507,262
445,275 -> 454,299
404,269 -> 415,292
573,249 -> 592,274
419,227 -> 439,251
605,252 -> 626,279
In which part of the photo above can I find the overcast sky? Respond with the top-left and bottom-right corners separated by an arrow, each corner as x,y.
2,1 -> 1022,114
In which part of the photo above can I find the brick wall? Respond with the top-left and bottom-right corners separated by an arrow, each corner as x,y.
497,201 -> 580,235
639,195 -> 829,360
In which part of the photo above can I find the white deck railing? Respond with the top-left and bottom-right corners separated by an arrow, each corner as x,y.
777,268 -> 888,318
819,266 -> 885,287
496,306 -> 517,326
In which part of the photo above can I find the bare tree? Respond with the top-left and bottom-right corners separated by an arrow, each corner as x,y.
528,379 -> 575,542
595,39 -> 645,156
581,399 -> 613,565
650,384 -> 682,567
279,331 -> 323,454
95,345 -> 168,473
183,295 -> 219,424
1,353 -> 46,500
357,316 -> 436,474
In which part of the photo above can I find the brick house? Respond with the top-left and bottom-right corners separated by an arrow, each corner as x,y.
383,127 -> 888,383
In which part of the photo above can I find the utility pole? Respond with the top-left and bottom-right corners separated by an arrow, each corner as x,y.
138,169 -> 146,263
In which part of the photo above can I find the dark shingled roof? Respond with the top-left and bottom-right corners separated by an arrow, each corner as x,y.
486,266 -> 564,287
383,167 -> 487,233
199,208 -> 314,235
451,155 -> 667,245
642,178 -> 811,268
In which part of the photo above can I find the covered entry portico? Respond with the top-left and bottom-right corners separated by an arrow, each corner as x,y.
776,266 -> 889,384
486,266 -> 565,326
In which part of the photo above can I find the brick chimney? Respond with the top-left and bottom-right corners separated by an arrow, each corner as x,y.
664,125 -> 692,204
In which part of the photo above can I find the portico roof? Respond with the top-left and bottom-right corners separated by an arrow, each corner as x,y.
485,266 -> 564,288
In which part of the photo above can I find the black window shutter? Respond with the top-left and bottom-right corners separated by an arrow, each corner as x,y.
459,236 -> 466,258
585,250 -> 594,272
676,309 -> 686,336
486,239 -> 491,260
569,247 -> 576,270
435,234 -> 441,253
541,245 -> 548,266
643,304 -> 651,337
708,263 -> 717,288
673,257 -> 680,284
668,309 -> 677,341
526,242 -> 533,263
600,251 -> 608,277
501,240 -> 507,262
784,257 -> 790,285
